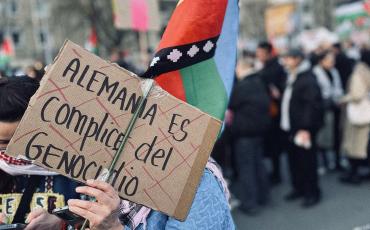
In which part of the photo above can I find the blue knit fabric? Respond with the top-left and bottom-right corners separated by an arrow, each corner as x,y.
125,169 -> 235,230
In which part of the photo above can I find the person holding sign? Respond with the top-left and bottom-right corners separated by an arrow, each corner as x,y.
0,76 -> 234,230
0,77 -> 81,229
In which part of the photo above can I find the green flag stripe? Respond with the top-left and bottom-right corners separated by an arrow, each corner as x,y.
180,58 -> 228,120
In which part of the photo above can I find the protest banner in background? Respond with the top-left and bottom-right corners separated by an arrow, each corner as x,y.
264,3 -> 295,39
6,40 -> 221,220
112,0 -> 161,31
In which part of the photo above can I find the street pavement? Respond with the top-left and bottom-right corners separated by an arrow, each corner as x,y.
232,164 -> 370,230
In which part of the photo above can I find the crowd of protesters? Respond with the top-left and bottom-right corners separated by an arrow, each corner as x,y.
1,36 -> 370,227
214,41 -> 370,216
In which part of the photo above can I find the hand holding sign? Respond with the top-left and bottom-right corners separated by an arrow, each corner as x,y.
68,180 -> 122,230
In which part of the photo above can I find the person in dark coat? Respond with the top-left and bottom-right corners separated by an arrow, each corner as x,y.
333,43 -> 356,94
229,54 -> 271,215
280,49 -> 324,208
257,42 -> 287,94
256,41 -> 287,185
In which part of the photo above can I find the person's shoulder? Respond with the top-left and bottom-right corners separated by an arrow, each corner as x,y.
198,168 -> 225,193
188,168 -> 229,207
270,57 -> 285,69
299,69 -> 316,82
295,70 -> 319,90
236,73 -> 258,91
355,62 -> 370,73
162,169 -> 235,230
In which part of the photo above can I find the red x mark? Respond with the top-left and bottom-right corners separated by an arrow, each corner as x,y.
143,189 -> 160,210
190,142 -> 197,151
72,48 -> 82,58
95,97 -> 120,127
123,77 -> 139,84
124,114 -> 204,168
139,144 -> 199,211
37,85 -> 70,101
99,65 -> 112,70
49,79 -> 70,102
158,128 -> 191,168
147,144 -> 200,190
75,97 -> 96,108
49,124 -> 79,153
88,148 -> 101,156
123,111 -> 206,181
13,128 -> 41,144
64,137 -> 81,150
124,167 -> 133,177
127,140 -> 135,150
142,166 -> 175,205
157,106 -> 168,120
158,103 -> 182,120
37,79 -> 70,102
188,114 -> 205,127
124,130 -> 174,167
74,95 -> 122,127
133,123 -> 145,130
114,112 -> 130,120
103,147 -> 114,160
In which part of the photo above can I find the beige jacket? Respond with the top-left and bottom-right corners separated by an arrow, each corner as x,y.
342,63 -> 370,159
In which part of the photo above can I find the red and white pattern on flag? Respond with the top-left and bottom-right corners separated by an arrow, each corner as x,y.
0,151 -> 31,166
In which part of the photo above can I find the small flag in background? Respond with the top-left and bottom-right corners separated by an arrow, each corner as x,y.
0,36 -> 15,67
112,0 -> 161,32
84,27 -> 98,54
143,0 -> 239,121
364,0 -> 370,15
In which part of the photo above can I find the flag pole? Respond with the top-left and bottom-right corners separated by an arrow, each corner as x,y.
80,79 -> 154,230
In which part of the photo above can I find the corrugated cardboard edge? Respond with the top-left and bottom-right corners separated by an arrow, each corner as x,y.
173,117 -> 221,221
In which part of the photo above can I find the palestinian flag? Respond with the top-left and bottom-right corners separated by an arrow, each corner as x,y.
0,37 -> 15,67
143,0 -> 239,121
85,27 -> 98,54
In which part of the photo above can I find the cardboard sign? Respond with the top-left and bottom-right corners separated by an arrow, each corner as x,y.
6,41 -> 221,220
112,0 -> 161,31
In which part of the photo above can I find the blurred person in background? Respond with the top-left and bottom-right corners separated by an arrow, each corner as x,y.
343,40 -> 361,61
256,41 -> 287,185
25,61 -> 45,82
0,70 -> 6,78
228,52 -> 271,215
280,49 -> 324,207
339,48 -> 370,185
333,43 -> 356,94
313,50 -> 344,172
110,48 -> 142,75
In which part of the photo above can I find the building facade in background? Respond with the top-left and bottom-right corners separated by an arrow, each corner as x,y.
0,0 -> 177,69
239,0 -> 345,48
0,0 -> 51,67
0,0 -> 362,69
